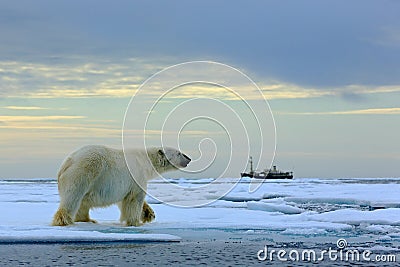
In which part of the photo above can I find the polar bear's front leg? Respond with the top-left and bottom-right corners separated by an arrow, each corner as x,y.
121,190 -> 146,227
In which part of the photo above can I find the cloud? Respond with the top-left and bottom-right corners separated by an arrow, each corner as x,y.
0,115 -> 85,122
344,84 -> 400,94
21,88 -> 138,98
260,83 -> 333,99
0,121 -> 121,143
1,59 -> 400,101
331,107 -> 400,115
0,58 -> 162,98
3,106 -> 48,110
279,107 -> 400,115
262,83 -> 400,100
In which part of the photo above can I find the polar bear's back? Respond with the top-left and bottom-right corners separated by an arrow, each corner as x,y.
58,145 -> 111,180
57,145 -> 155,186
57,145 -> 131,187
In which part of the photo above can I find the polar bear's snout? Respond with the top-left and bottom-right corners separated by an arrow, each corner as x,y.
180,153 -> 191,168
161,147 -> 191,169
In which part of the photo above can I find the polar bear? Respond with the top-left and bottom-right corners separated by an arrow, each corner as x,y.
52,145 -> 191,227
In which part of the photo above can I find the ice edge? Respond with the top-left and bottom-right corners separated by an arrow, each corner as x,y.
0,234 -> 181,244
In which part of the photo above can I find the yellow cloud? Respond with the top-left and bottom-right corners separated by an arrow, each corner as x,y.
3,106 -> 48,110
261,83 -> 333,99
0,60 -> 149,98
0,115 -> 85,122
280,107 -> 400,115
345,84 -> 400,94
0,122 -> 120,142
1,59 -> 400,100
331,107 -> 400,115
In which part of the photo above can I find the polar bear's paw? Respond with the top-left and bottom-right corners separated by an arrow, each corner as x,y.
52,208 -> 74,226
142,202 -> 156,223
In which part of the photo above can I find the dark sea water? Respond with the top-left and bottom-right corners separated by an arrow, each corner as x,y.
0,241 -> 398,267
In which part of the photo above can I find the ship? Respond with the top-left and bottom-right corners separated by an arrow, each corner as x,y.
240,156 -> 293,179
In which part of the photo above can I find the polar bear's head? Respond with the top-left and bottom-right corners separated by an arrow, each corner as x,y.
156,147 -> 191,171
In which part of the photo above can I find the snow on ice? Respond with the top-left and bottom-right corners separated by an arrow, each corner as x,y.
0,177 -> 399,247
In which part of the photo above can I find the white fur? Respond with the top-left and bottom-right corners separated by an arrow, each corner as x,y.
52,145 -> 190,226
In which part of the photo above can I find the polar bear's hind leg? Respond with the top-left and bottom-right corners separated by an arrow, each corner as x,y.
52,176 -> 92,226
53,151 -> 105,226
52,188 -> 84,226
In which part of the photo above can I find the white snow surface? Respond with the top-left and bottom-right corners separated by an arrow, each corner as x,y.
0,177 -> 399,243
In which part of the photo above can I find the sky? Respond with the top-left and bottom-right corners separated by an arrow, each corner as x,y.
0,0 -> 399,178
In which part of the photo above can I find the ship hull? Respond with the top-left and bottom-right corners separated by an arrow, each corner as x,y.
240,172 -> 293,179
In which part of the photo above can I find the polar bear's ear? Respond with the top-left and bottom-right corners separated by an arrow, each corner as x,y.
158,149 -> 164,156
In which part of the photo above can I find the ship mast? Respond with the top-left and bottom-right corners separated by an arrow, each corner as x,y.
249,156 -> 253,173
